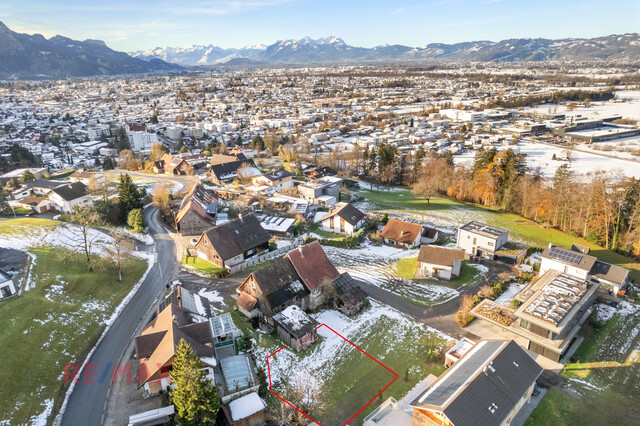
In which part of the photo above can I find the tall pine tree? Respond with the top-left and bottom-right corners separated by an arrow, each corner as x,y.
118,173 -> 142,221
170,339 -> 220,426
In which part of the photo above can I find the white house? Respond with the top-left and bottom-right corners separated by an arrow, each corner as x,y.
540,243 -> 630,295
319,203 -> 366,236
417,245 -> 466,280
456,221 -> 509,259
0,269 -> 17,299
49,182 -> 94,213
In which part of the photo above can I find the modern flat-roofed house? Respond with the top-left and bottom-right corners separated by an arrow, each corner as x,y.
0,269 -> 17,299
411,339 -> 542,426
417,245 -> 466,280
194,214 -> 271,269
471,270 -> 599,362
297,180 -> 340,206
380,219 -> 438,248
456,221 -> 509,259
176,184 -> 217,236
69,171 -> 105,186
49,181 -> 94,213
540,243 -> 630,295
319,202 -> 366,236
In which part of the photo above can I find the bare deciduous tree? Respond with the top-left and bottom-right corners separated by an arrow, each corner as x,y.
66,206 -> 103,272
104,229 -> 135,281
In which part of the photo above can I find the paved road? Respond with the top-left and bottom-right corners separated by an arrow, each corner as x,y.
354,260 -> 510,338
59,206 -> 177,426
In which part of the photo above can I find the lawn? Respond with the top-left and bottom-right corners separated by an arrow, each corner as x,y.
0,217 -> 60,235
356,187 -> 640,282
232,302 -> 448,425
394,258 -> 483,289
181,255 -> 227,277
48,169 -> 76,180
395,256 -> 418,280
526,305 -> 640,426
0,247 -> 148,425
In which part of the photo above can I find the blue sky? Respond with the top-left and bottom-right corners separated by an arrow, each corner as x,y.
2,0 -> 639,51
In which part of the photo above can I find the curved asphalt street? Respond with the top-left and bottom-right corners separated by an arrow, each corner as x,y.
60,206 -> 176,426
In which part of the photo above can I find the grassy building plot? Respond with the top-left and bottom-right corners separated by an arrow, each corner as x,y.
0,247 -> 148,425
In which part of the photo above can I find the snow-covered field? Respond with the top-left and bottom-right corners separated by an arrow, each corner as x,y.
0,222 -> 153,261
455,139 -> 640,179
323,242 -> 460,305
524,90 -> 640,121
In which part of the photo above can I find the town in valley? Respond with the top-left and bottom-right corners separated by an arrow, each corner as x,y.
0,4 -> 640,426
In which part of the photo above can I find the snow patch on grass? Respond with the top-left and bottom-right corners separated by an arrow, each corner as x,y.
28,399 -> 53,426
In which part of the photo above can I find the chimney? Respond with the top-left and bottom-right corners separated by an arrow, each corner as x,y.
547,242 -> 553,249
238,213 -> 243,220
298,246 -> 304,257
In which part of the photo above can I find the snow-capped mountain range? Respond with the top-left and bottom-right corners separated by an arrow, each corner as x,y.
131,33 -> 640,65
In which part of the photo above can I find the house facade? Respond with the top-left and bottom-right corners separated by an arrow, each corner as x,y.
272,305 -> 319,351
319,202 -> 366,236
456,221 -> 509,259
0,269 -> 17,299
381,219 -> 437,248
540,243 -> 630,295
417,245 -> 466,280
471,270 -> 599,362
48,181 -> 94,213
194,214 -> 271,269
176,184 -> 217,236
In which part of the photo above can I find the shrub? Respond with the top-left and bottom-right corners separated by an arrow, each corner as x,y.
455,310 -> 475,327
478,285 -> 494,299
459,294 -> 475,314
127,208 -> 144,233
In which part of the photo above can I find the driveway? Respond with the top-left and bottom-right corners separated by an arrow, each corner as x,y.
59,206 -> 177,426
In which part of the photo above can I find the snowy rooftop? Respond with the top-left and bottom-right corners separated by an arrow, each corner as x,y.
228,392 -> 266,421
273,305 -> 318,335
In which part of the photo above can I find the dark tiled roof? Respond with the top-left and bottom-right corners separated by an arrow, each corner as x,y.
412,340 -> 542,426
418,245 -> 465,267
250,257 -> 309,308
262,169 -> 292,181
135,331 -> 167,359
287,241 -> 340,291
21,179 -> 66,190
209,160 -> 256,181
541,245 -> 597,271
51,181 -> 88,201
320,203 -> 365,226
590,260 -> 629,285
333,272 -> 366,307
200,214 -> 270,260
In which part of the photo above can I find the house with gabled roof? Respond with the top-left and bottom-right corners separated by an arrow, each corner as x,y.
49,181 -> 94,213
417,245 -> 466,280
410,340 -> 542,426
319,202 -> 366,236
134,303 -> 215,396
250,169 -> 293,193
175,184 -> 217,236
540,243 -> 630,295
153,153 -> 187,176
273,305 -> 319,351
236,241 -> 364,322
194,214 -> 271,269
381,219 -> 438,248
208,153 -> 260,185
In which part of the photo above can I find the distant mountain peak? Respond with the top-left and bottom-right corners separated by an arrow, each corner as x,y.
0,21 -> 181,79
132,33 -> 640,66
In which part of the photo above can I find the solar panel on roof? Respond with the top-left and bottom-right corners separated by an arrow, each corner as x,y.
549,247 -> 583,265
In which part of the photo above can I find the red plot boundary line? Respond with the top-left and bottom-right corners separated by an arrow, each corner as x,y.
266,323 -> 398,425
